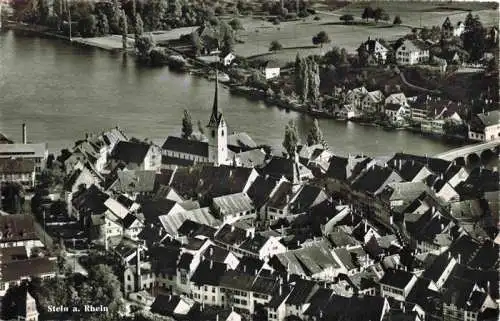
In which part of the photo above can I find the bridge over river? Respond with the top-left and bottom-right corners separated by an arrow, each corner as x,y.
435,139 -> 500,167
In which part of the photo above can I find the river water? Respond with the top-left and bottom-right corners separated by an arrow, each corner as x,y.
0,30 -> 460,156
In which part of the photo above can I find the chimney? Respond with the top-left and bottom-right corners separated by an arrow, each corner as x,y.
364,219 -> 368,233
168,295 -> 172,302
231,225 -> 235,232
243,265 -> 247,273
136,246 -> 141,291
457,254 -> 461,264
210,247 -> 214,256
279,285 -> 282,296
22,123 -> 27,144
210,260 -> 213,269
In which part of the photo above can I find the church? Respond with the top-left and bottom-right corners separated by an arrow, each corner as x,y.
161,72 -> 231,167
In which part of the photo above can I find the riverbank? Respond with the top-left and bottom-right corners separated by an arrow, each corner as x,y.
2,22 -> 469,145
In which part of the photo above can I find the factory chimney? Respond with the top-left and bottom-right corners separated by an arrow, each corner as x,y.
22,123 -> 27,144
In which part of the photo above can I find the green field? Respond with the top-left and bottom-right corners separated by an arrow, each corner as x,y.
231,1 -> 499,66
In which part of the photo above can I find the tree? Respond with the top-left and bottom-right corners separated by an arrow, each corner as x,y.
135,34 -> 155,63
312,31 -> 330,48
81,264 -> 124,316
191,31 -> 202,56
282,120 -> 299,157
108,0 -> 121,34
393,15 -> 402,25
120,10 -> 128,51
229,18 -> 243,33
181,109 -> 193,139
221,31 -> 235,56
361,6 -> 374,22
339,14 -> 354,24
357,44 -> 369,66
197,120 -> 205,135
135,13 -> 144,41
78,13 -> 98,37
307,118 -> 324,146
307,57 -> 320,104
463,14 -> 486,62
373,7 -> 385,23
339,48 -> 349,65
323,47 -> 341,66
269,40 -> 283,52
96,12 -> 110,36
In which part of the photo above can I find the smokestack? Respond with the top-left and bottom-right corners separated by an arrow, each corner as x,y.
22,123 -> 27,144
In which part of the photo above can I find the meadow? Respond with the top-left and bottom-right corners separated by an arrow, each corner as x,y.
232,1 -> 499,65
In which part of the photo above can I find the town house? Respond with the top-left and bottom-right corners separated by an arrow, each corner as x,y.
0,158 -> 36,188
396,39 -> 430,65
468,110 -> 500,142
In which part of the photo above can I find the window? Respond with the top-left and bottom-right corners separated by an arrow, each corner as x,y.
221,130 -> 224,136
212,130 -> 215,138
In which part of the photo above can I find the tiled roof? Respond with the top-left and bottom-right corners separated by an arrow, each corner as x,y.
0,214 -> 39,243
238,234 -> 269,254
158,207 -> 218,236
177,252 -> 193,270
141,199 -> 179,224
227,132 -> 257,150
213,192 -> 255,216
190,259 -> 226,286
71,185 -> 109,216
379,269 -> 415,289
259,156 -> 311,182
0,158 -> 35,174
0,143 -> 47,159
219,270 -> 279,294
214,224 -> 247,246
177,219 -> 217,238
1,257 -> 56,282
161,136 -> 209,157
247,175 -> 280,209
290,185 -> 326,214
110,141 -> 151,165
351,165 -> 401,194
150,294 -> 182,317
112,170 -> 157,194
267,181 -> 293,209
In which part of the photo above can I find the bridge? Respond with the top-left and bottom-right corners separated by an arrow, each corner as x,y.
435,139 -> 500,166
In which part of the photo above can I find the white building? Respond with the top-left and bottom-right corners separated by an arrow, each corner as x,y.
361,90 -> 385,114
468,110 -> 500,141
396,39 -> 429,65
262,61 -> 280,80
345,86 -> 368,108
223,52 -> 236,66
359,38 -> 389,64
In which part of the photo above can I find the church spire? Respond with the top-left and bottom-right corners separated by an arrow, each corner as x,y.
208,68 -> 221,127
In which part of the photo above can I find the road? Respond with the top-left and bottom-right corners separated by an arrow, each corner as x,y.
64,251 -> 89,276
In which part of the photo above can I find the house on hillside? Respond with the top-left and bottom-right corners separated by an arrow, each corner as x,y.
223,52 -> 236,66
262,61 -> 281,80
361,90 -> 385,114
442,17 -> 465,38
468,110 -> 500,142
0,158 -> 36,188
396,39 -> 429,65
358,37 -> 389,64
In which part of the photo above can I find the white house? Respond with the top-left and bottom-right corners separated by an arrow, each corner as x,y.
359,38 -> 389,64
385,93 -> 408,108
345,86 -> 368,108
396,39 -> 429,65
385,104 -> 409,124
361,90 -> 385,114
468,110 -> 500,142
212,192 -> 256,224
262,61 -> 281,80
223,52 -> 236,66
379,269 -> 418,301
339,104 -> 360,120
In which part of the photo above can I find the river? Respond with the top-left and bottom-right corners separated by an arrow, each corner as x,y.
0,30 -> 461,157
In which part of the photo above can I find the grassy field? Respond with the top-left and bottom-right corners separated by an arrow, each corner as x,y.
230,1 -> 499,66
233,15 -> 410,64
335,1 -> 499,28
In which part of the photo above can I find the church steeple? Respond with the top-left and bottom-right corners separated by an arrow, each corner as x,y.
206,68 -> 228,166
208,69 -> 221,127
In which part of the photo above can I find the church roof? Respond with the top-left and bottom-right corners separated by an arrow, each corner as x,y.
162,136 -> 209,157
